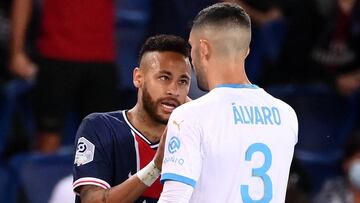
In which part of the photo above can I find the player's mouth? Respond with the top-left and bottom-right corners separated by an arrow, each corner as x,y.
160,99 -> 179,113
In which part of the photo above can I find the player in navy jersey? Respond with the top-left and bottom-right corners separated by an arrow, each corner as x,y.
72,34 -> 192,203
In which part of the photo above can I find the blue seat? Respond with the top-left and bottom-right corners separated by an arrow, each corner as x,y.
246,19 -> 287,83
0,79 -> 76,156
266,84 -> 359,195
9,147 -> 74,203
0,79 -> 35,156
0,163 -> 11,203
114,0 -> 150,90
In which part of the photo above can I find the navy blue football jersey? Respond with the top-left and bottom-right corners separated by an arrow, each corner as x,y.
73,110 -> 162,203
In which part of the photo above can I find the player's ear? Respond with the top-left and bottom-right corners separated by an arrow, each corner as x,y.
133,67 -> 143,88
200,39 -> 210,61
245,47 -> 250,58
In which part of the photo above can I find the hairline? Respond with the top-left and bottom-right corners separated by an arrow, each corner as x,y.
139,51 -> 190,71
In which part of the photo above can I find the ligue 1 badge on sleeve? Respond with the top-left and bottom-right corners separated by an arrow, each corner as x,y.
74,137 -> 95,166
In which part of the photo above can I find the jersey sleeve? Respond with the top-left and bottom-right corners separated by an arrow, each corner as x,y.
72,113 -> 114,193
158,180 -> 194,203
285,104 -> 299,144
160,108 -> 202,188
291,108 -> 299,144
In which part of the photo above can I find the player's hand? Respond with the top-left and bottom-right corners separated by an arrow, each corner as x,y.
154,128 -> 167,171
9,52 -> 38,81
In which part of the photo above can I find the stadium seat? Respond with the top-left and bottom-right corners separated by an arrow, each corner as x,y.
114,0 -> 150,90
0,79 -> 35,156
9,147 -> 74,203
0,163 -> 11,203
0,79 -> 77,157
266,84 -> 359,195
246,19 -> 287,83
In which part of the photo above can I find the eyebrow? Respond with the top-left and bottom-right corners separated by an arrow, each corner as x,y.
158,70 -> 171,75
180,74 -> 191,81
158,70 -> 191,80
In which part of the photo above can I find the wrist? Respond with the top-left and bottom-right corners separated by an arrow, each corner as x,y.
136,160 -> 161,187
10,49 -> 25,58
154,158 -> 162,171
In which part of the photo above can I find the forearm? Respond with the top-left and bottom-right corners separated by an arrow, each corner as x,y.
107,175 -> 150,203
79,161 -> 160,203
10,0 -> 33,55
79,176 -> 148,203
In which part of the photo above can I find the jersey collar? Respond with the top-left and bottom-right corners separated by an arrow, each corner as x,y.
215,84 -> 259,89
122,110 -> 159,148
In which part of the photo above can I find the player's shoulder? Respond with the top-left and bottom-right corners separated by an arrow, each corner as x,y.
75,110 -> 133,147
263,90 -> 297,118
77,110 -> 130,138
84,110 -> 123,121
82,110 -> 125,126
275,98 -> 296,115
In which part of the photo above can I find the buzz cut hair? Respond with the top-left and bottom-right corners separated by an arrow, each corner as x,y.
138,34 -> 190,65
192,2 -> 251,30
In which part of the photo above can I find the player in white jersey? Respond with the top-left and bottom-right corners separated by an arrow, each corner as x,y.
158,2 -> 298,203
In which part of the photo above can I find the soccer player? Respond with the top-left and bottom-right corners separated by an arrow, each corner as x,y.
72,35 -> 192,203
158,3 -> 298,203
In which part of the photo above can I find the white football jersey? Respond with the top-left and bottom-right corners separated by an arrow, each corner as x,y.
161,84 -> 298,203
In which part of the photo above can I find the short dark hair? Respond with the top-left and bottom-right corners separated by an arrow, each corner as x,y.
138,34 -> 190,64
192,2 -> 251,30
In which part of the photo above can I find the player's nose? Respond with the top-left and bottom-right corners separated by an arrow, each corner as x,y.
166,81 -> 180,96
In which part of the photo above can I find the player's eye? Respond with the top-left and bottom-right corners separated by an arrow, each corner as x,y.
179,79 -> 189,86
159,75 -> 169,81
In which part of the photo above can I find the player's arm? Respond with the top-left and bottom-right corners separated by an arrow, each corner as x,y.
77,174 -> 150,203
75,124 -> 166,203
158,181 -> 193,203
157,129 -> 195,203
158,111 -> 201,203
77,158 -> 161,203
154,127 -> 167,170
9,0 -> 37,80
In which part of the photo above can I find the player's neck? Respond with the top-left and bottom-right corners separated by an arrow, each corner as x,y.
127,106 -> 165,143
208,63 -> 251,90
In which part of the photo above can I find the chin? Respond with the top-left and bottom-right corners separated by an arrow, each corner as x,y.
161,115 -> 170,123
155,112 -> 169,125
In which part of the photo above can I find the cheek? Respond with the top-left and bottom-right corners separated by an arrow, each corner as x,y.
148,79 -> 162,90
150,86 -> 163,98
145,82 -> 162,97
180,86 -> 190,100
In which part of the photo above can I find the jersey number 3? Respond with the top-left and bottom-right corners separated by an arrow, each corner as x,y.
240,143 -> 273,203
